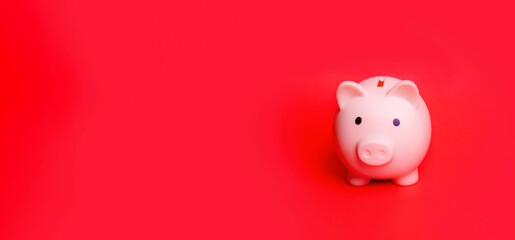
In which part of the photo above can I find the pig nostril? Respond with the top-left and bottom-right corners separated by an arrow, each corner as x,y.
379,150 -> 385,157
364,150 -> 371,157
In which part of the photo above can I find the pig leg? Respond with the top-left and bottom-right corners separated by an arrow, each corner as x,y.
346,171 -> 370,186
393,169 -> 419,186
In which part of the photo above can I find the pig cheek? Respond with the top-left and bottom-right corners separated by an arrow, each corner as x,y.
390,116 -> 426,168
335,116 -> 362,167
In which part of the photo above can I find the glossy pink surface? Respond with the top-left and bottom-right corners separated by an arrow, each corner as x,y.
334,76 -> 431,186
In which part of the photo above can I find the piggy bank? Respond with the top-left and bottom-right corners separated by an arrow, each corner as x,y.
334,76 -> 431,186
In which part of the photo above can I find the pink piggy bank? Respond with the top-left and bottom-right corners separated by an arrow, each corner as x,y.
334,76 -> 431,186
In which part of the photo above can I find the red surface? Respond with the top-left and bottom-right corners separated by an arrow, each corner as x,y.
0,0 -> 514,239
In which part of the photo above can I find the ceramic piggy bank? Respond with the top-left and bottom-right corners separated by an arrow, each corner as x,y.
334,76 -> 431,186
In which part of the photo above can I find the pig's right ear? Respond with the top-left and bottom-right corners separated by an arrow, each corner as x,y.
387,80 -> 419,109
336,81 -> 368,109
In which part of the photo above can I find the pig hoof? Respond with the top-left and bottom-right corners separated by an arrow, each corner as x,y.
347,176 -> 370,186
393,170 -> 419,186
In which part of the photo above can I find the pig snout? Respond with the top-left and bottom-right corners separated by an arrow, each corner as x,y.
357,138 -> 394,166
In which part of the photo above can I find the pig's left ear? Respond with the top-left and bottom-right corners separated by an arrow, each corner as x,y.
387,80 -> 419,109
337,81 -> 368,109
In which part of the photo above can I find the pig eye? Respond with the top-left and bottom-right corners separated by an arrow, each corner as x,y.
393,118 -> 400,126
355,117 -> 362,125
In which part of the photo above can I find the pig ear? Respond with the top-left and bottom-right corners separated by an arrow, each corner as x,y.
337,81 -> 368,109
387,80 -> 419,109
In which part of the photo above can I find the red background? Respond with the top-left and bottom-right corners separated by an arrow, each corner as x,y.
0,0 -> 514,239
